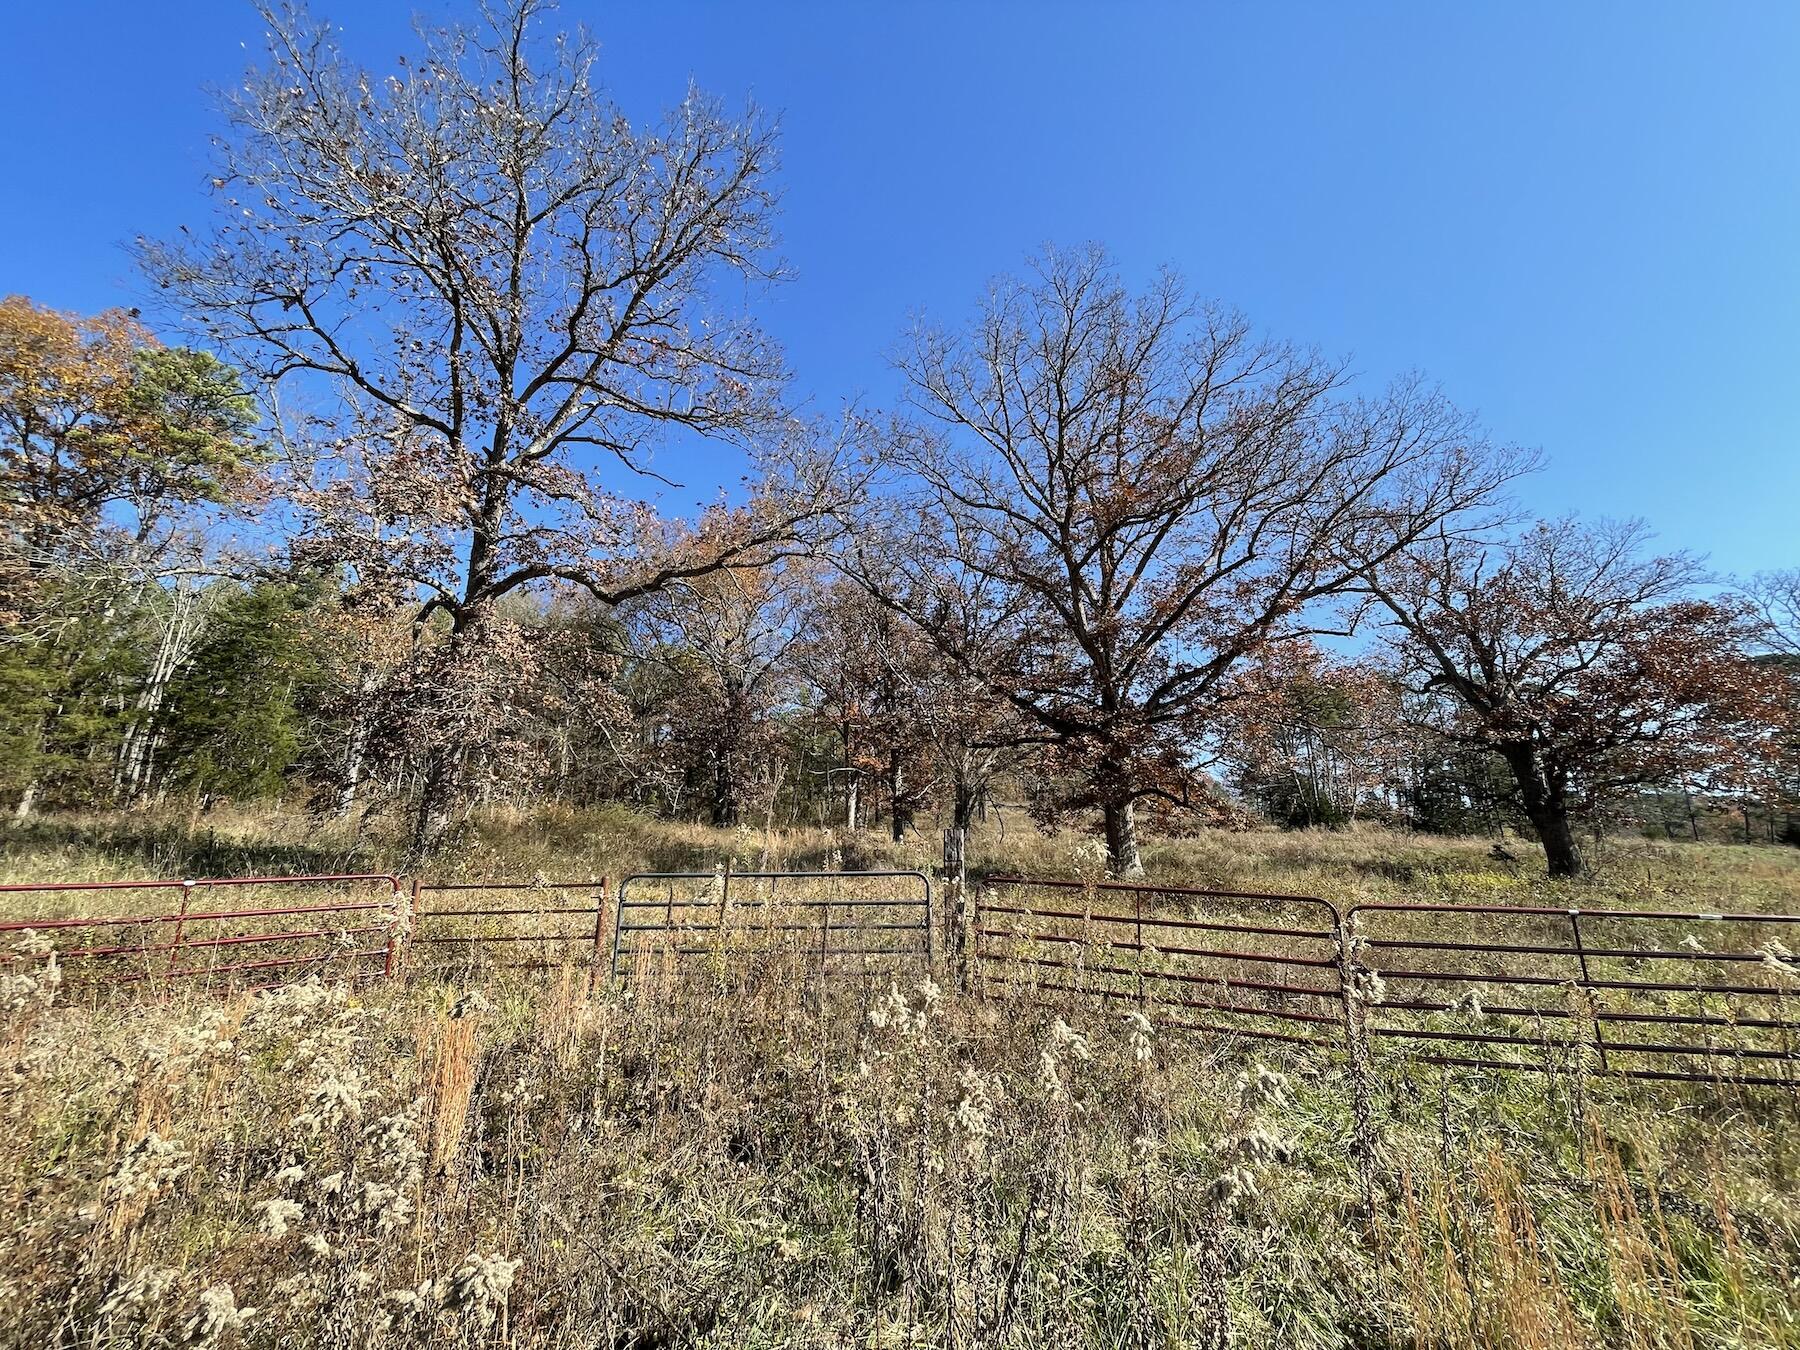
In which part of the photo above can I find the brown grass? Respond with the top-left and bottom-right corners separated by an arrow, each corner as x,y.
1,806 -> 1799,1347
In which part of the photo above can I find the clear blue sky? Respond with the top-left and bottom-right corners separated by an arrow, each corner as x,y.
4,2 -> 1797,575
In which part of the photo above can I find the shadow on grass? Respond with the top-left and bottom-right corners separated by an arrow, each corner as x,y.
0,816 -> 381,881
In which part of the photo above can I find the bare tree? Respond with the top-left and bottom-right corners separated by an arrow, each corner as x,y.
1742,570 -> 1800,659
1362,518 -> 1785,876
629,560 -> 808,828
855,246 -> 1525,874
137,0 -> 850,856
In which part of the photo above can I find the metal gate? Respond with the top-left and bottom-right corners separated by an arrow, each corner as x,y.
0,874 -> 403,993
1347,900 -> 1800,1088
972,877 -> 1800,1090
406,879 -> 609,986
974,875 -> 1346,1048
610,869 -> 932,980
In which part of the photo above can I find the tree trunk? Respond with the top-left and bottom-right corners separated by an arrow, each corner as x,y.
951,754 -> 979,832
888,747 -> 907,843
841,720 -> 859,831
1101,797 -> 1144,878
407,744 -> 465,869
1501,742 -> 1583,878
1532,803 -> 1583,878
117,580 -> 204,802
711,750 -> 739,828
335,664 -> 378,817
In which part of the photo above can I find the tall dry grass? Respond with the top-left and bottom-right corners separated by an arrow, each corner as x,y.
1,807 -> 1799,1346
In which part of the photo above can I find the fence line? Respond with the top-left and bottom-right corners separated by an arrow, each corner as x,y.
406,878 -> 611,990
0,874 -> 404,990
973,875 -> 1800,1091
610,868 -> 932,980
5,867 -> 1800,1094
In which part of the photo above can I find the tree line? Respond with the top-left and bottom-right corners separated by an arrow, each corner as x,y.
3,0 -> 1796,877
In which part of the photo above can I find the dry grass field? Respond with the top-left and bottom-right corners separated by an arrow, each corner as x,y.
4,807 -> 1800,1348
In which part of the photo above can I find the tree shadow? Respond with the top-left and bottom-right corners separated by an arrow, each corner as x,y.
1,816 -> 382,880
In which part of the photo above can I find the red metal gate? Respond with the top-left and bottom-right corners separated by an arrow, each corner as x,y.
0,874 -> 403,992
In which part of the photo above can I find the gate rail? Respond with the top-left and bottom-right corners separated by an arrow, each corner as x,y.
976,875 -> 1346,1049
612,869 -> 932,980
0,874 -> 404,990
1346,900 -> 1800,1089
407,879 -> 610,989
973,875 -> 1800,1090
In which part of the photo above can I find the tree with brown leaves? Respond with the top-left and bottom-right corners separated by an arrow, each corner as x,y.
856,246 -> 1525,874
1214,642 -> 1406,829
137,1 -> 852,857
1363,518 -> 1785,876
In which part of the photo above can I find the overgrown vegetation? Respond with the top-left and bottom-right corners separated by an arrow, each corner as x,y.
4,812 -> 1800,1347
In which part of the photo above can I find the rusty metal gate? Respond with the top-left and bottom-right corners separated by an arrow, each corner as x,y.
0,874 -> 404,993
610,869 -> 932,980
974,875 -> 1346,1049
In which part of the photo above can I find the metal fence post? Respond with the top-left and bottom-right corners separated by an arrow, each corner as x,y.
165,879 -> 196,990
1567,908 -> 1611,1073
1337,904 -> 1380,1220
719,860 -> 732,954
587,878 -> 608,994
608,876 -> 629,981
943,827 -> 966,988
1134,885 -> 1145,1006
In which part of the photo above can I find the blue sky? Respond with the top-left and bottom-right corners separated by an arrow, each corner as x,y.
3,2 -> 1797,576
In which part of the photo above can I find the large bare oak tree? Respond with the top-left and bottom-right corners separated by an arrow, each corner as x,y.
138,0 -> 848,854
855,246 -> 1526,874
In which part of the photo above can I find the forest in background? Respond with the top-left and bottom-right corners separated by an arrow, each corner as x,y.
3,0 -> 1798,881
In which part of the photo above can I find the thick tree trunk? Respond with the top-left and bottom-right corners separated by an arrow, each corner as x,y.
951,757 -> 979,832
1532,805 -> 1584,879
711,751 -> 739,828
1101,797 -> 1144,878
1501,742 -> 1583,878
407,745 -> 464,869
